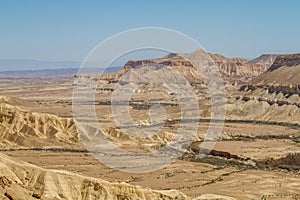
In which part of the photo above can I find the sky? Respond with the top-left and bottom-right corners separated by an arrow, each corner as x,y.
1,0 -> 300,65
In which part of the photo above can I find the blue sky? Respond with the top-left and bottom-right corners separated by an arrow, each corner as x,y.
1,0 -> 300,62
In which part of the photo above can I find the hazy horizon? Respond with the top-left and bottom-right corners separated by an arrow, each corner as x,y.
0,51 -> 284,72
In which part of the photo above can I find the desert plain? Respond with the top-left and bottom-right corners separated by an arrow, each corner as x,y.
0,52 -> 299,200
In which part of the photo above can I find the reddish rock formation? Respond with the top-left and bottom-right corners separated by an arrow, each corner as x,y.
244,53 -> 300,95
99,51 -> 276,85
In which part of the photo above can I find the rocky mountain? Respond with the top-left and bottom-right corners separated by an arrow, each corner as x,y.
226,53 -> 300,124
247,54 -> 278,67
249,54 -> 300,94
210,53 -> 274,78
100,51 -> 277,85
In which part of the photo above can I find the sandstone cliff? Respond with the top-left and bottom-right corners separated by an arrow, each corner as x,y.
247,54 -> 278,67
100,51 -> 276,85
244,54 -> 300,94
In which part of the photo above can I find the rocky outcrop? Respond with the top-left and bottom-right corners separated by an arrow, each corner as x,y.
0,95 -> 33,107
0,153 -> 238,200
263,153 -> 300,166
226,98 -> 300,125
210,54 -> 272,78
99,51 -> 276,85
248,54 -> 278,68
227,54 -> 300,125
0,102 -> 80,149
189,142 -> 241,160
241,84 -> 300,95
268,54 -> 300,71
0,153 -> 190,200
246,54 -> 300,94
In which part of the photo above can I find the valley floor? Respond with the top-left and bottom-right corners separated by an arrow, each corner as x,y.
0,76 -> 300,200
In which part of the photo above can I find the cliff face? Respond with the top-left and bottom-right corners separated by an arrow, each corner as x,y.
245,54 -> 300,95
226,53 -> 300,125
100,51 -> 276,85
248,54 -> 278,67
268,54 -> 300,71
210,53 -> 275,78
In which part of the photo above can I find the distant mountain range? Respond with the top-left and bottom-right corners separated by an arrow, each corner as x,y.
0,59 -> 82,71
0,59 -> 122,76
0,53 -> 278,77
0,67 -> 122,76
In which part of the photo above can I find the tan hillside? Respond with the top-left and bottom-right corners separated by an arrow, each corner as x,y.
0,153 -> 238,200
0,102 -> 80,149
250,53 -> 300,94
0,153 -> 190,200
0,95 -> 34,107
226,53 -> 300,124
